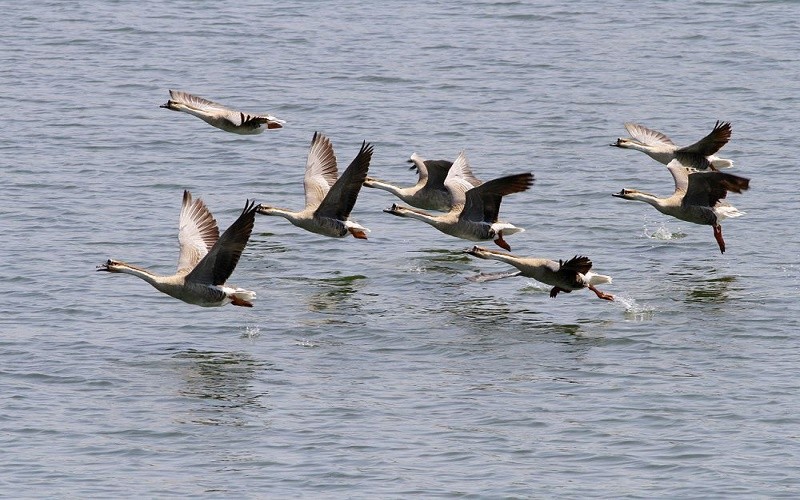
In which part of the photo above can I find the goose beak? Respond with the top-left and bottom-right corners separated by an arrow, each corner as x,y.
612,189 -> 633,199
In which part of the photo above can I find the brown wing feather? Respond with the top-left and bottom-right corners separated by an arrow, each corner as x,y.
315,141 -> 374,219
186,199 -> 257,285
560,255 -> 593,275
460,173 -> 533,223
677,121 -> 732,157
683,171 -> 750,208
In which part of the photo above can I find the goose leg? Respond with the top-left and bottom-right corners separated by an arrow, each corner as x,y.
588,285 -> 614,301
713,224 -> 725,254
494,231 -> 511,251
230,296 -> 254,307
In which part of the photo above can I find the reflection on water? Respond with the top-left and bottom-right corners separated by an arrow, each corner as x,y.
306,274 -> 366,315
410,248 -> 473,275
669,264 -> 739,305
172,349 -> 273,427
685,275 -> 737,304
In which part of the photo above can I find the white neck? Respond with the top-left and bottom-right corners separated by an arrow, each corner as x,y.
625,191 -> 672,215
259,206 -> 303,224
117,263 -> 161,286
366,179 -> 411,198
398,207 -> 439,226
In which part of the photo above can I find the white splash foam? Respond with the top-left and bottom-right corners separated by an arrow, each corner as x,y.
615,295 -> 656,321
242,325 -> 261,338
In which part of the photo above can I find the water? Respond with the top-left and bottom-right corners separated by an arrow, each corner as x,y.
2,0 -> 799,497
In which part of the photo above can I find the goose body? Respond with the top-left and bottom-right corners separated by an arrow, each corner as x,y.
612,121 -> 733,170
383,152 -> 533,250
160,90 -> 285,134
98,191 -> 258,307
613,159 -> 750,253
466,246 -> 614,300
363,153 -> 481,211
257,132 -> 373,239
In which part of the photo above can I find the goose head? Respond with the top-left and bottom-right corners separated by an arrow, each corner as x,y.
610,137 -> 640,148
97,259 -> 125,273
612,188 -> 644,200
382,203 -> 423,217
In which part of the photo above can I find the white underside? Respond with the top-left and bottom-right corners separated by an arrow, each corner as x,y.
709,156 -> 734,169
583,272 -> 612,286
219,286 -> 257,304
344,220 -> 371,233
714,205 -> 745,221
492,223 -> 524,236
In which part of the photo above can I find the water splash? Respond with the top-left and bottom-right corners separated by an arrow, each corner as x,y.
615,295 -> 656,321
241,325 -> 261,339
643,222 -> 687,240
295,338 -> 318,348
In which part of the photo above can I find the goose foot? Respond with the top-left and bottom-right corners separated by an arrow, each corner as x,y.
713,224 -> 725,254
588,285 -> 614,301
349,229 -> 368,240
549,287 -> 563,298
231,296 -> 253,307
494,232 -> 511,251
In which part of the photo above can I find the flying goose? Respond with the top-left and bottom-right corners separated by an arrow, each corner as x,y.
383,152 -> 533,250
97,191 -> 258,307
160,90 -> 285,134
613,159 -> 750,253
363,152 -> 481,211
611,121 -> 733,170
466,246 -> 614,301
256,132 -> 373,239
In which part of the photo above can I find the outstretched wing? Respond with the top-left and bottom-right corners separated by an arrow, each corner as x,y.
559,255 -> 593,275
624,122 -> 675,147
444,152 -> 482,209
460,172 -> 534,223
316,141 -> 374,219
177,190 -> 220,274
683,171 -> 750,209
677,120 -> 731,157
168,90 -> 231,113
303,132 -> 338,209
186,199 -> 257,286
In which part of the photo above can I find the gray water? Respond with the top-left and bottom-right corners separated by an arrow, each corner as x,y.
2,1 -> 799,497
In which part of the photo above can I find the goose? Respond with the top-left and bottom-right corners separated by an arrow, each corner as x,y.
613,159 -> 749,254
363,152 -> 481,211
160,90 -> 285,134
466,246 -> 614,301
611,121 -> 733,170
256,132 -> 373,239
97,191 -> 258,307
383,151 -> 533,250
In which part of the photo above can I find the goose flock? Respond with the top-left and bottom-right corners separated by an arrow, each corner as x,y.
98,90 -> 751,308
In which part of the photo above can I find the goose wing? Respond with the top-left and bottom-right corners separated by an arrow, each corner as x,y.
168,90 -> 232,115
177,190 -> 220,274
682,170 -> 750,209
167,90 -> 283,129
677,121 -> 731,157
557,255 -> 593,288
303,132 -> 338,209
559,255 -> 593,275
186,199 -> 257,285
443,152 -> 481,209
624,122 -> 675,147
316,141 -> 373,219
459,172 -> 534,223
